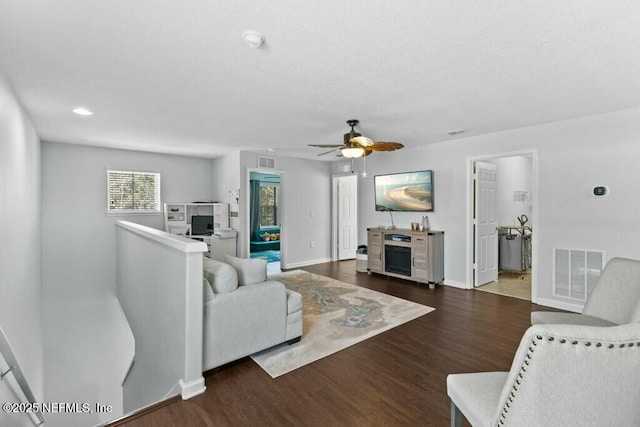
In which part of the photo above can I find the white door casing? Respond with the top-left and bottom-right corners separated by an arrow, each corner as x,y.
337,175 -> 358,260
474,161 -> 498,286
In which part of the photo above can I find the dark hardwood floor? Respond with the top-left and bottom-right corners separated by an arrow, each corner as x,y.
117,260 -> 546,426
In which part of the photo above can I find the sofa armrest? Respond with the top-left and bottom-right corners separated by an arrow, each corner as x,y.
203,280 -> 287,370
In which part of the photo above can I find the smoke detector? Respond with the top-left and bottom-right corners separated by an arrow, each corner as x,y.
243,30 -> 264,48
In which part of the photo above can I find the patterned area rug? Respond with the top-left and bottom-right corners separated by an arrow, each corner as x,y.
251,270 -> 435,378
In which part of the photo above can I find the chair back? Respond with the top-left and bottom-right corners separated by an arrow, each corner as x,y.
582,257 -> 640,324
494,323 -> 640,426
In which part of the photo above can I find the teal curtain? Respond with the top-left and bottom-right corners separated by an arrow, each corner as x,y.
250,179 -> 261,241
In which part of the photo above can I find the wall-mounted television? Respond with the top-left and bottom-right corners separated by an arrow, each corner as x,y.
374,170 -> 434,212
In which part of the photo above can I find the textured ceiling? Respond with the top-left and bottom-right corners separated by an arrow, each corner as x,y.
1,1 -> 639,159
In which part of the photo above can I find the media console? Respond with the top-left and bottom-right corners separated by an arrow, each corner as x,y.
367,228 -> 444,287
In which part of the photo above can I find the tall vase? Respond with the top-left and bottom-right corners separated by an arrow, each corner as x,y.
422,215 -> 430,231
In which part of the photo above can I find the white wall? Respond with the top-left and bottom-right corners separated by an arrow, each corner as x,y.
42,142 -> 215,302
239,152 -> 332,267
212,151 -> 241,230
356,107 -> 640,310
0,71 -> 43,426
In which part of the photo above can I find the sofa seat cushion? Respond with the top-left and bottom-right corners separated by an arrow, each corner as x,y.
447,371 -> 508,427
224,255 -> 267,286
286,289 -> 302,314
203,257 -> 238,293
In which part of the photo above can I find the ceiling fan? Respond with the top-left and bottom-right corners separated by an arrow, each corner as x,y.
309,119 -> 404,158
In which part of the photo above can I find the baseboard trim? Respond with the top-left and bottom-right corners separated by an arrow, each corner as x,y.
534,297 -> 583,313
284,258 -> 333,269
443,279 -> 469,289
180,377 -> 206,399
106,395 -> 180,426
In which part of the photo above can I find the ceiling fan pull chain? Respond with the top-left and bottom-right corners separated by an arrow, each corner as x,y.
361,153 -> 367,178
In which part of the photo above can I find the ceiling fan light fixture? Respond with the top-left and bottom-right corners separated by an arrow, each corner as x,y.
341,147 -> 365,158
351,136 -> 373,146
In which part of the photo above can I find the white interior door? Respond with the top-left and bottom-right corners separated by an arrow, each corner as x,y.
337,175 -> 357,260
474,161 -> 498,286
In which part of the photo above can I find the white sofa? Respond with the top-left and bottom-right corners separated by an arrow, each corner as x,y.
202,255 -> 302,371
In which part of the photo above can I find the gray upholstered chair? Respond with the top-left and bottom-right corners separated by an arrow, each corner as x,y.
447,323 -> 640,426
531,257 -> 640,326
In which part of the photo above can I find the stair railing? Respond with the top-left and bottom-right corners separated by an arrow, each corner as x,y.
0,325 -> 45,425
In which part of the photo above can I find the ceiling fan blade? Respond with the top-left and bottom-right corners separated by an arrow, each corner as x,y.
308,144 -> 345,148
370,142 -> 404,151
312,120 -> 402,158
317,147 -> 341,156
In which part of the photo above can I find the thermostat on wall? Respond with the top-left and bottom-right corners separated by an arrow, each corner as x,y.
593,186 -> 608,196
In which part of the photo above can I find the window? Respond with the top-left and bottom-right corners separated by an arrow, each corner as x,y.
107,170 -> 161,214
260,184 -> 278,227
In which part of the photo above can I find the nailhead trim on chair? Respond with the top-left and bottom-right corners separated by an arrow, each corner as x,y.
496,334 -> 640,426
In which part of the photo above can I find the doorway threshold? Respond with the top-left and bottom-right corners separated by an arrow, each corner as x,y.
476,270 -> 531,301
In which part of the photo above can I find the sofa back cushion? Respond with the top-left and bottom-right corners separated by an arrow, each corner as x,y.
203,257 -> 238,293
224,255 -> 267,286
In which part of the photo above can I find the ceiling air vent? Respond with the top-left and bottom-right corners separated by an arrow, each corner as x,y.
258,156 -> 275,169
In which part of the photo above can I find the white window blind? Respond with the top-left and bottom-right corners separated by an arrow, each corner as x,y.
107,170 -> 161,213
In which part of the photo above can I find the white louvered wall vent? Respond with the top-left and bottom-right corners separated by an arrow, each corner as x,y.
258,157 -> 275,169
554,248 -> 604,302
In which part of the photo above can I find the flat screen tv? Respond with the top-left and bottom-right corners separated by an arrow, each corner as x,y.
374,170 -> 434,212
191,215 -> 214,235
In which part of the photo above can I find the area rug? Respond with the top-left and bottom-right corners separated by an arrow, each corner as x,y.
250,250 -> 280,263
251,270 -> 435,378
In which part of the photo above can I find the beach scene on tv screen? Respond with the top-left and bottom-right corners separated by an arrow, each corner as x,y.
375,171 -> 433,211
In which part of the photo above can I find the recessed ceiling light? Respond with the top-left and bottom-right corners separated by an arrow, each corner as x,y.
242,30 -> 264,48
73,107 -> 94,116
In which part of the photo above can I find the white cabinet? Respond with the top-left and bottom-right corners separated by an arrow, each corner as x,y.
164,202 -> 229,236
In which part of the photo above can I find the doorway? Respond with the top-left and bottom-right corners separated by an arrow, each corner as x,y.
468,151 -> 537,301
248,170 -> 283,274
332,174 -> 358,261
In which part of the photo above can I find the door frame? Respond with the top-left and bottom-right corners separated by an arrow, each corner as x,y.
331,173 -> 358,261
245,167 -> 286,268
465,149 -> 539,302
